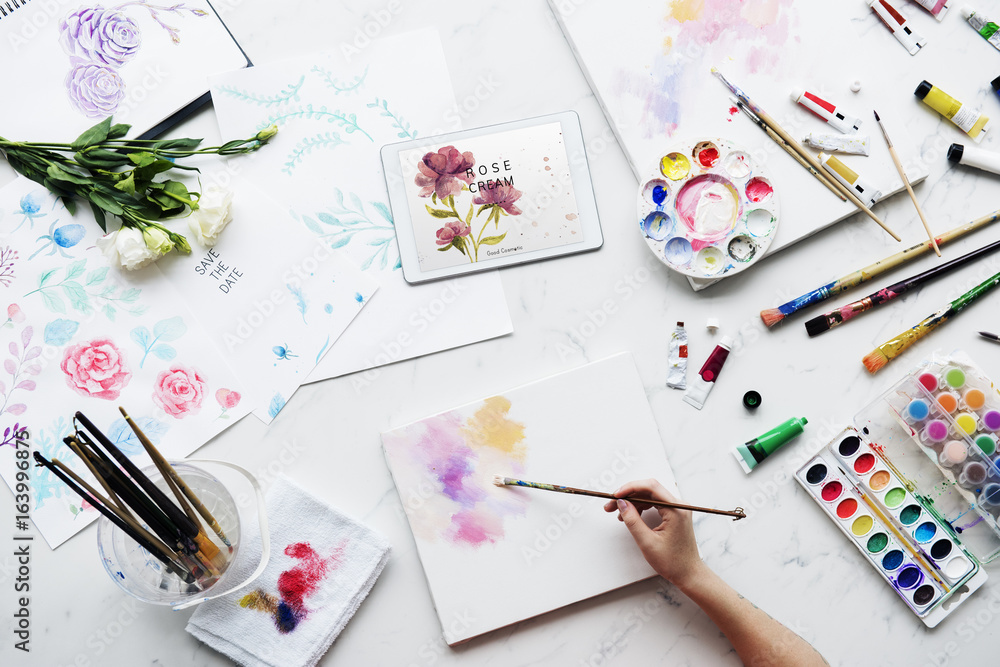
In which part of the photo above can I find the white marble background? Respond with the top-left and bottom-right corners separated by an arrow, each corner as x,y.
3,1 -> 1000,665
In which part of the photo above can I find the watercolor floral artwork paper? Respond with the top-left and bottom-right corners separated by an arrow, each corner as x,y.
550,0 -> 928,284
381,353 -> 679,645
0,0 -> 248,141
146,174 -> 379,423
397,122 -> 583,271
209,28 -> 512,386
0,176 -> 251,548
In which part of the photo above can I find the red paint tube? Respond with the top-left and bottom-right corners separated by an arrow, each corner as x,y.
683,335 -> 733,410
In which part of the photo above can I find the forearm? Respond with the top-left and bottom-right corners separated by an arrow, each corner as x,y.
675,563 -> 828,667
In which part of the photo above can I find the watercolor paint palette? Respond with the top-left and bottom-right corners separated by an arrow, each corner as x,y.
855,355 -> 1000,563
636,137 -> 780,279
797,427 -> 987,627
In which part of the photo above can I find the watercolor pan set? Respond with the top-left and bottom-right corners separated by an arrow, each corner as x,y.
796,427 -> 988,627
636,137 -> 780,280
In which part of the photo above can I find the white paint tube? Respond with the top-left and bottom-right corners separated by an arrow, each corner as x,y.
666,321 -> 688,389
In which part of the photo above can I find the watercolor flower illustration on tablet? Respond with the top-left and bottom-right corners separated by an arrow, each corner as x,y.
417,145 -> 523,263
59,2 -> 209,118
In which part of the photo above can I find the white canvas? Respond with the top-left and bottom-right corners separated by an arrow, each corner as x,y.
0,176 -> 250,547
381,353 -> 679,645
209,28 -> 512,386
0,0 -> 248,141
549,0 -> 929,289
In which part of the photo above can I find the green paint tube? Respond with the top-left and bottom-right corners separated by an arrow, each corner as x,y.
733,417 -> 808,474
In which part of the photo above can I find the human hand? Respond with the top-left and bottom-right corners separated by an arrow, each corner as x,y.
603,479 -> 704,590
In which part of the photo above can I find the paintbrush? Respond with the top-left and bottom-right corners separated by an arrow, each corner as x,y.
760,209 -> 1000,327
805,237 -> 1000,336
492,475 -> 746,520
874,110 -> 940,256
979,331 -> 1000,343
863,268 -> 1000,373
731,97 -> 846,201
712,67 -> 900,241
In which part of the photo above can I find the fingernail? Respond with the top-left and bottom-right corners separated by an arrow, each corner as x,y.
617,499 -> 627,512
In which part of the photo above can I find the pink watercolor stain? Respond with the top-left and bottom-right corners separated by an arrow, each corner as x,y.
745,177 -> 773,203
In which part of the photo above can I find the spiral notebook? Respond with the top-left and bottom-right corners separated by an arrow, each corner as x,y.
0,0 -> 249,141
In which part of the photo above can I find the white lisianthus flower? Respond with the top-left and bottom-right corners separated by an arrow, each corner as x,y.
96,226 -> 156,270
187,186 -> 234,247
143,226 -> 174,256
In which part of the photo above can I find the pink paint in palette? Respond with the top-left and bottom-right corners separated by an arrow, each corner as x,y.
637,137 -> 781,279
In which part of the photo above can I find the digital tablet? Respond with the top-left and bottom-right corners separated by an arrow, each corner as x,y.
380,111 -> 603,284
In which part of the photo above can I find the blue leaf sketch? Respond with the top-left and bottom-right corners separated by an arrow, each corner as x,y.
268,393 -> 286,419
287,283 -> 308,323
315,334 -> 330,365
324,303 -> 333,314
290,189 -> 401,272
43,318 -> 80,346
32,417 -> 73,510
311,64 -> 369,94
216,75 -> 304,106
107,416 -> 169,457
130,316 -> 186,368
366,97 -> 417,139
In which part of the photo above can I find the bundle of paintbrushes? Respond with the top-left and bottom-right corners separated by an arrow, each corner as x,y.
34,408 -> 233,590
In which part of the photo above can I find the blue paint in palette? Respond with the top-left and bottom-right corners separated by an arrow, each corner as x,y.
882,549 -> 904,571
897,565 -> 923,590
652,185 -> 668,205
915,522 -> 937,543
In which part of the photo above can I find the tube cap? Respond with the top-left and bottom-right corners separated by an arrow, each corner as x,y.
947,143 -> 964,163
719,335 -> 735,350
789,87 -> 804,103
914,81 -> 933,100
960,6 -> 974,20
743,390 -> 762,410
992,75 -> 1000,93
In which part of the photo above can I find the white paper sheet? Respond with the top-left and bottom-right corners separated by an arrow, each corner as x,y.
0,176 -> 250,548
381,353 -> 679,645
209,28 -> 513,387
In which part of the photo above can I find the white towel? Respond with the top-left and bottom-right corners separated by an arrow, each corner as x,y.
186,475 -> 390,667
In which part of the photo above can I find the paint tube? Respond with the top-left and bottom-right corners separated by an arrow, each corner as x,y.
962,7 -> 1000,51
665,321 -> 688,389
790,88 -> 862,134
915,81 -> 991,143
803,132 -> 871,156
682,335 -> 732,410
733,417 -> 808,474
948,143 -> 1000,176
869,0 -> 927,55
913,0 -> 950,20
818,152 -> 882,208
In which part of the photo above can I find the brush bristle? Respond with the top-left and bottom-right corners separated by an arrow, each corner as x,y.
760,308 -> 785,328
863,348 -> 889,374
804,315 -> 830,337
492,474 -> 507,487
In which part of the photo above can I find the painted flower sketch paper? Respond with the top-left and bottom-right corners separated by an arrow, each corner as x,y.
0,176 -> 250,548
398,122 -> 583,271
0,0 -> 248,140
209,28 -> 512,387
381,353 -> 679,644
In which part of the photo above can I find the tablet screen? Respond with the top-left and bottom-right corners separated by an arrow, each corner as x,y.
397,122 -> 583,271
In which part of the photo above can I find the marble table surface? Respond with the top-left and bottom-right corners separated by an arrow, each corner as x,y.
4,1 -> 1000,665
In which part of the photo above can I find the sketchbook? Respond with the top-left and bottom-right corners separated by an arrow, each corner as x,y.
0,0 -> 249,141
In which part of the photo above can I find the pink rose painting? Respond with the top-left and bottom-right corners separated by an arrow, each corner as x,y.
153,365 -> 206,418
61,338 -> 132,400
418,145 -> 523,263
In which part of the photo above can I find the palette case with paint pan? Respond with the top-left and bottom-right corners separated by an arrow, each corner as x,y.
796,427 -> 988,627
636,137 -> 779,280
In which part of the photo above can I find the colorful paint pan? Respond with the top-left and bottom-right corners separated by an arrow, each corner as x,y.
637,137 -> 780,279
936,392 -> 959,414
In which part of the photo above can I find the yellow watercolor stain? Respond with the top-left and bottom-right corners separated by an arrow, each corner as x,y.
660,152 -> 691,181
462,396 -> 526,460
239,590 -> 278,613
666,0 -> 704,22
662,36 -> 673,53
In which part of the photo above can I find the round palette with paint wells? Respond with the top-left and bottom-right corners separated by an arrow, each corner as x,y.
637,138 -> 780,279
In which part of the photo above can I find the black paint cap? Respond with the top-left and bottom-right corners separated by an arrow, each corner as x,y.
743,390 -> 762,410
948,143 -> 964,163
992,76 -> 1000,93
914,80 -> 933,100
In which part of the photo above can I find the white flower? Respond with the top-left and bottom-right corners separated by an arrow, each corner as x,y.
96,226 -> 156,270
143,227 -> 174,256
187,186 -> 234,247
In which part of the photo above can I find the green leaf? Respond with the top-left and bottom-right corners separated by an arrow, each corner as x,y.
120,288 -> 141,303
89,191 -> 124,216
153,316 -> 186,341
71,117 -> 111,150
301,215 -> 323,234
114,171 -> 136,195
86,267 -> 109,286
88,201 -> 107,232
466,200 -> 473,224
64,260 -> 86,281
107,123 -> 131,140
128,152 -> 158,168
40,290 -> 65,314
425,205 -> 456,219
151,345 -> 177,361
61,281 -> 88,310
130,326 -> 151,348
45,164 -> 92,186
479,233 -> 507,246
152,137 -> 202,151
145,180 -> 196,211
75,149 -> 129,170
431,192 -> 437,204
103,304 -> 116,321
39,269 -> 57,287
371,201 -> 393,224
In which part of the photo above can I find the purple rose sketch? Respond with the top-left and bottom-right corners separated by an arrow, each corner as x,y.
59,2 -> 209,118
59,7 -> 142,67
66,63 -> 126,118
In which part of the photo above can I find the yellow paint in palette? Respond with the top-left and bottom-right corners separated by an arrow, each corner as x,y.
915,81 -> 991,143
659,152 -> 691,180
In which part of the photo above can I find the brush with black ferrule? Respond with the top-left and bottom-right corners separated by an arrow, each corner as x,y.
75,411 -> 199,538
64,436 -> 130,516
805,237 -> 1000,336
33,453 -> 195,583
